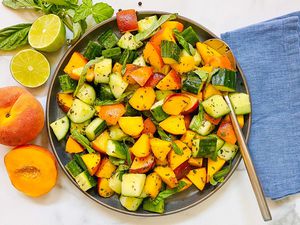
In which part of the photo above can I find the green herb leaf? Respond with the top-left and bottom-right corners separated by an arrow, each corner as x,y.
94,91 -> 133,106
135,14 -> 177,42
71,130 -> 95,153
210,161 -> 232,186
122,143 -> 132,166
157,127 -> 183,155
73,0 -> 92,23
0,23 -> 31,51
173,29 -> 194,55
152,181 -> 186,205
2,0 -> 40,9
92,2 -> 114,23
109,156 -> 125,166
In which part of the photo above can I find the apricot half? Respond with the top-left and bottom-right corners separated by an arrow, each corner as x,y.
4,145 -> 57,197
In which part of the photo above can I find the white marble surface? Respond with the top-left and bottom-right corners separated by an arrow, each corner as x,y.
1,1 -> 300,225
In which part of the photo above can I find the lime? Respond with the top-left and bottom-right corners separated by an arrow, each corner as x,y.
28,14 -> 66,52
10,49 -> 50,88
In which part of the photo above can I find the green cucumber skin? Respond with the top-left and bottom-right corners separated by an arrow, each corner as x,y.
150,100 -> 169,122
181,26 -> 200,46
83,41 -> 102,60
212,69 -> 237,92
107,140 -> 126,159
102,47 -> 122,59
73,153 -> 88,171
75,171 -> 97,191
119,49 -> 138,64
124,103 -> 141,116
182,72 -> 202,94
98,84 -> 115,101
161,40 -> 181,62
85,118 -> 107,141
65,159 -> 83,178
58,74 -> 77,93
76,83 -> 96,105
98,29 -> 119,49
50,116 -> 69,141
194,136 -> 217,160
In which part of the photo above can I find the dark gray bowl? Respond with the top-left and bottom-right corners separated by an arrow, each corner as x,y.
46,11 -> 251,216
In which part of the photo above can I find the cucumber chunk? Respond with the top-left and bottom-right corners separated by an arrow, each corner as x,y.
102,47 -> 122,59
85,118 -> 107,141
50,116 -> 69,141
218,142 -> 238,161
229,93 -> 251,115
109,125 -> 128,141
202,95 -> 230,118
161,40 -> 181,64
106,140 -> 126,159
65,159 -> 83,178
70,119 -> 91,135
118,32 -> 143,50
83,41 -> 102,60
98,29 -> 119,49
208,134 -> 225,151
181,26 -> 200,46
132,55 -> 146,66
150,99 -> 169,122
67,99 -> 95,123
58,74 -> 77,93
109,72 -> 128,98
109,171 -> 122,194
75,170 -> 97,191
76,83 -> 96,105
120,196 -> 143,211
138,15 -> 158,33
212,68 -> 237,92
94,58 -> 112,84
189,115 -> 215,136
121,174 -> 146,197
192,136 -> 217,160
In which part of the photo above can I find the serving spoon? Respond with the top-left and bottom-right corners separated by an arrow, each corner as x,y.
204,38 -> 272,221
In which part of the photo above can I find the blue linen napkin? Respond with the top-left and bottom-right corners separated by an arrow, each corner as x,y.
221,12 -> 300,200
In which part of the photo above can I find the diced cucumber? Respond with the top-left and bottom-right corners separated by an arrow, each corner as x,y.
106,140 -> 126,159
119,49 -> 138,64
83,41 -> 102,60
118,32 -> 143,50
109,156 -> 126,166
121,174 -> 146,197
212,68 -> 236,92
155,90 -> 174,101
75,170 -> 97,191
138,15 -> 158,33
109,125 -> 128,141
190,116 -> 215,136
102,47 -> 122,59
70,119 -> 91,135
218,142 -> 238,161
202,95 -> 230,118
76,83 -> 96,105
50,116 -> 69,141
143,198 -> 165,214
161,40 -> 181,64
98,84 -> 115,100
85,118 -> 107,141
120,196 -> 143,211
133,55 -> 146,66
193,136 -> 217,160
67,99 -> 95,123
181,26 -> 200,46
182,72 -> 202,94
65,159 -> 83,178
208,134 -> 225,151
73,153 -> 88,170
58,74 -> 77,93
192,48 -> 202,66
109,72 -> 128,98
98,29 -> 119,49
229,93 -> 251,115
94,58 -> 112,84
150,100 -> 169,122
109,171 -> 122,194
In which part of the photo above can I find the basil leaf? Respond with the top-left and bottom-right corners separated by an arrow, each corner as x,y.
122,143 -> 132,166
174,29 -> 193,55
0,23 -> 31,50
94,91 -> 133,106
92,2 -> 114,23
157,127 -> 183,155
2,0 -> 40,9
73,0 -> 92,23
152,181 -> 186,205
135,14 -> 177,42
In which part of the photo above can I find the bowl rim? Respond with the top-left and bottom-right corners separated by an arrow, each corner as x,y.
46,10 -> 252,217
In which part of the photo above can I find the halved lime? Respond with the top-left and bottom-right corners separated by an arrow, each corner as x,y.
28,14 -> 66,52
10,49 -> 50,88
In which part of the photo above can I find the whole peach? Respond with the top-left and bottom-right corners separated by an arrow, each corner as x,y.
0,86 -> 44,146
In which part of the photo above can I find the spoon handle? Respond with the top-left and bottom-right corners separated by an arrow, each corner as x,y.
224,94 -> 272,221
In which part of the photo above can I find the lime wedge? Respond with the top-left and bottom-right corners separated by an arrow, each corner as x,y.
28,14 -> 66,52
10,49 -> 50,88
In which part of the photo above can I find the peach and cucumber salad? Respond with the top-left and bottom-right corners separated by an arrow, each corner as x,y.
50,10 -> 251,213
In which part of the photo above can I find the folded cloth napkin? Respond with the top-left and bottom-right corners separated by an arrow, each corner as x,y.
221,12 -> 300,200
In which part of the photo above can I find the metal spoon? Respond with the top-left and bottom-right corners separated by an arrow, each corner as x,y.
205,38 -> 272,221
